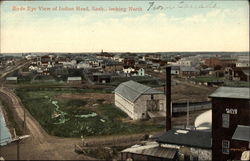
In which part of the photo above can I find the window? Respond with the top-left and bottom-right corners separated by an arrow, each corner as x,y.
222,140 -> 230,155
222,140 -> 230,148
222,113 -> 230,128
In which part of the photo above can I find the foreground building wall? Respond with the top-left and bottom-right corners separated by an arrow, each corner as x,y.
115,93 -> 135,119
210,87 -> 250,161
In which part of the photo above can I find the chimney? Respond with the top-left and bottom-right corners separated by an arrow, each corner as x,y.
166,66 -> 171,131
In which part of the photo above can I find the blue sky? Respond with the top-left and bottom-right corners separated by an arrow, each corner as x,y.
1,0 -> 249,53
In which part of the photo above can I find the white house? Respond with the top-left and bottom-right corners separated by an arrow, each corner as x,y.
114,80 -> 166,120
177,57 -> 199,67
29,65 -> 39,71
62,60 -> 77,68
235,55 -> 249,67
137,68 -> 145,76
171,66 -> 180,75
236,62 -> 249,67
123,67 -> 135,74
77,61 -> 91,69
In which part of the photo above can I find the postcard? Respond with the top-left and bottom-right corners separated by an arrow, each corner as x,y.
0,0 -> 249,160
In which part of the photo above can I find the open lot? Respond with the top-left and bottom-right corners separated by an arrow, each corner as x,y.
15,88 -> 164,137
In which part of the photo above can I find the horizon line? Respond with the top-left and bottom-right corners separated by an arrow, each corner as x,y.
1,51 -> 249,54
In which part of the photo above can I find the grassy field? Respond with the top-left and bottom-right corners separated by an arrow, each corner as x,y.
111,76 -> 164,87
191,76 -> 223,83
191,76 -> 249,87
15,88 -> 163,137
224,81 -> 249,87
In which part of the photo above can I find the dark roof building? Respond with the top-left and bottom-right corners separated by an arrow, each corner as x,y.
157,129 -> 211,149
92,73 -> 111,84
121,128 -> 212,161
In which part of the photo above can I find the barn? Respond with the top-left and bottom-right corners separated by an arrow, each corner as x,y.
114,80 -> 166,120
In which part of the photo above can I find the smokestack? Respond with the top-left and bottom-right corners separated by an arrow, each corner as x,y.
166,66 -> 171,131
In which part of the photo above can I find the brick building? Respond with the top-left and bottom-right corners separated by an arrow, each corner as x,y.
204,57 -> 236,69
231,125 -> 250,160
209,87 -> 250,161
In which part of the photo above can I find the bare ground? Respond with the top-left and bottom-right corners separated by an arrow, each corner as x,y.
0,79 -> 214,160
55,93 -> 114,104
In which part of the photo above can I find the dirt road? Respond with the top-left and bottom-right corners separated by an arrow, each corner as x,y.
0,86 -> 208,160
0,87 -> 89,160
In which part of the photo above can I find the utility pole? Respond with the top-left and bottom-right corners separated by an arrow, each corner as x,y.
186,100 -> 189,128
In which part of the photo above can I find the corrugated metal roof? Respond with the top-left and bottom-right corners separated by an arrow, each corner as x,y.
232,125 -> 250,142
122,142 -> 177,159
144,88 -> 164,95
139,147 -> 177,159
157,129 -> 211,149
67,77 -> 82,81
115,80 -> 163,103
209,87 -> 250,99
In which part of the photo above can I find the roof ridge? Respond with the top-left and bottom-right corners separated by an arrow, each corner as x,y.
122,80 -> 151,93
115,80 -> 152,103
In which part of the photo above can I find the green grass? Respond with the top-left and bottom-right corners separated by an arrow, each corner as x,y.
224,81 -> 249,87
191,76 -> 249,87
15,89 -> 163,137
191,76 -> 223,83
111,76 -> 164,87
16,87 -> 112,94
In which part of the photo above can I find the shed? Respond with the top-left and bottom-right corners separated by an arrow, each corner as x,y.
5,77 -> 18,84
67,77 -> 82,84
121,142 -> 178,161
92,73 -> 111,84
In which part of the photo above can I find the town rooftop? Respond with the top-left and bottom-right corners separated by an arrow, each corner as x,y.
209,87 -> 250,99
